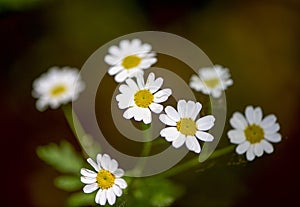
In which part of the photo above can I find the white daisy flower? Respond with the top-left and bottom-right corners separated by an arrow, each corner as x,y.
105,39 -> 157,83
189,65 -> 233,98
159,100 -> 215,153
32,66 -> 85,111
116,72 -> 172,124
80,154 -> 127,206
227,106 -> 282,161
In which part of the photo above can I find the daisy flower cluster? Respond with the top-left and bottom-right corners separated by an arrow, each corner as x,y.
32,38 -> 283,206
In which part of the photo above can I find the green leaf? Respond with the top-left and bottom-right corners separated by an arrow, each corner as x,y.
36,140 -> 84,174
127,177 -> 184,207
54,175 -> 83,191
66,191 -> 95,207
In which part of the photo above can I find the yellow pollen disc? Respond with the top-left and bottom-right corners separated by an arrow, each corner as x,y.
96,170 -> 115,189
122,55 -> 141,69
204,78 -> 220,88
134,89 -> 154,108
244,124 -> 264,144
50,85 -> 66,97
176,118 -> 197,136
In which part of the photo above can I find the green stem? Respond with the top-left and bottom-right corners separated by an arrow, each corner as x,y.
156,145 -> 235,178
62,104 -> 100,157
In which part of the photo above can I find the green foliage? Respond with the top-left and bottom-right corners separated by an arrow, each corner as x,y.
54,175 -> 83,191
36,140 -> 84,174
126,177 -> 184,207
67,191 -> 95,207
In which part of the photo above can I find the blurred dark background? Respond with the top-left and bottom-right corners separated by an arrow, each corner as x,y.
1,0 -> 300,206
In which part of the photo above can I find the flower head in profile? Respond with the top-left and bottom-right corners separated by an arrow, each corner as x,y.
228,106 -> 282,161
80,154 -> 127,206
105,39 -> 157,83
189,65 -> 233,98
32,66 -> 85,111
116,72 -> 172,124
159,100 -> 215,153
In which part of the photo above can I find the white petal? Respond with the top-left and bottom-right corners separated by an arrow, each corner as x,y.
160,127 -> 180,141
109,159 -> 118,172
236,141 -> 250,154
261,140 -> 274,154
254,143 -> 263,157
87,158 -> 100,171
191,102 -> 202,120
100,154 -> 111,171
83,183 -> 98,193
108,65 -> 123,76
146,72 -> 155,85
125,78 -> 139,92
141,108 -> 152,124
186,136 -> 201,153
253,107 -> 263,124
113,185 -> 122,197
159,114 -> 176,126
108,45 -> 121,56
245,106 -> 255,124
115,178 -> 127,189
230,112 -> 247,130
186,101 -> 196,118
80,168 -> 97,178
104,55 -> 118,65
246,145 -> 255,161
177,100 -> 187,117
165,106 -> 180,122
149,103 -> 163,114
147,77 -> 163,93
96,154 -> 102,166
196,115 -> 215,131
136,73 -> 145,89
123,108 -> 135,120
95,189 -> 102,204
153,89 -> 172,103
99,189 -> 107,205
81,176 -> 97,184
195,131 -> 214,142
113,168 -> 124,178
115,70 -> 129,83
211,89 -> 222,98
265,133 -> 281,143
227,130 -> 246,144
261,114 -> 277,128
172,134 -> 186,148
107,188 -> 116,205
264,123 -> 280,134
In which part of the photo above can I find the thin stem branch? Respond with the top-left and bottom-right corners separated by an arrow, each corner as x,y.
156,145 -> 235,178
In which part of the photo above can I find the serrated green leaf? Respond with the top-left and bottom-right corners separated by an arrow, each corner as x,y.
67,191 -> 95,207
127,177 -> 184,207
36,140 -> 84,174
54,175 -> 83,191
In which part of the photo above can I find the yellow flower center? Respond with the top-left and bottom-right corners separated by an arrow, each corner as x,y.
50,85 -> 66,97
176,118 -> 197,136
122,55 -> 141,69
96,169 -> 115,189
244,124 -> 264,144
134,89 -> 154,108
204,78 -> 220,88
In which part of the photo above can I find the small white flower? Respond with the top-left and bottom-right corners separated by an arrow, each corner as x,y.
189,65 -> 233,98
159,100 -> 215,153
105,39 -> 157,83
116,72 -> 172,124
227,106 -> 282,161
80,154 -> 127,206
32,66 -> 85,111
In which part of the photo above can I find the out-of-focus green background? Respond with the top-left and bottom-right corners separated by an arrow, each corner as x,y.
1,0 -> 299,206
